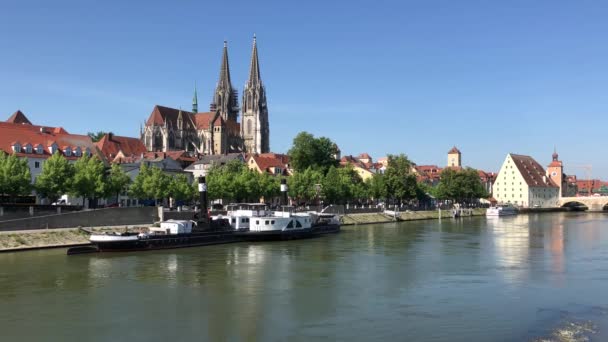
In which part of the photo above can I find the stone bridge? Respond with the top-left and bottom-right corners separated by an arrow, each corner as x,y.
559,196 -> 608,211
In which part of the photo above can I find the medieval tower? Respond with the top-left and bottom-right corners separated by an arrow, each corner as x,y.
241,35 -> 270,154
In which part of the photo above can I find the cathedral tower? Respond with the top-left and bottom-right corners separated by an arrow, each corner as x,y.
241,35 -> 270,154
211,41 -> 239,122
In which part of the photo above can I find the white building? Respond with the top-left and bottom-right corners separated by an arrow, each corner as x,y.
493,153 -> 560,208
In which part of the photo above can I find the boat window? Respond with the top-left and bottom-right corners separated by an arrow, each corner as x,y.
296,220 -> 302,228
265,220 -> 269,225
231,218 -> 236,223
241,218 -> 246,223
256,220 -> 259,225
286,220 -> 294,228
271,220 -> 275,224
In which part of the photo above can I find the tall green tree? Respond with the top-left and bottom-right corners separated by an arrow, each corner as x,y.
144,166 -> 171,203
0,153 -> 32,198
383,154 -> 418,204
105,163 -> 131,203
169,174 -> 196,203
287,132 -> 339,173
35,152 -> 74,202
366,174 -> 387,202
71,154 -> 106,206
436,167 -> 488,203
129,163 -> 150,200
288,167 -> 323,204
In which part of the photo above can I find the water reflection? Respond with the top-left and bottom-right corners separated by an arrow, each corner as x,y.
2,213 -> 608,341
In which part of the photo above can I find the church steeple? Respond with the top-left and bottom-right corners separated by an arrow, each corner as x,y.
247,34 -> 262,87
192,83 -> 198,113
241,34 -> 270,154
212,41 -> 238,121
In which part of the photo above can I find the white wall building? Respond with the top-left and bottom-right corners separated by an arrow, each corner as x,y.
493,153 -> 560,208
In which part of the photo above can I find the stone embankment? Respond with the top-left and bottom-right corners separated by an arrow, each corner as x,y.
0,226 -> 144,252
342,208 -> 486,226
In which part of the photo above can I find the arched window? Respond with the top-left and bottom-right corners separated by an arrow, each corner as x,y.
154,132 -> 163,150
168,132 -> 175,149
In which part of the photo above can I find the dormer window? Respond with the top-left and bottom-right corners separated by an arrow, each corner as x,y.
48,142 -> 58,155
35,144 -> 43,154
12,142 -> 21,153
64,147 -> 72,157
85,147 -> 91,157
74,147 -> 82,157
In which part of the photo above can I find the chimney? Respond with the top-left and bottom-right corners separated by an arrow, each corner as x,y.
108,132 -> 113,141
39,127 -> 46,134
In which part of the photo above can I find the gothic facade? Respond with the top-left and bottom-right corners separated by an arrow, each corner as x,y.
141,38 -> 270,155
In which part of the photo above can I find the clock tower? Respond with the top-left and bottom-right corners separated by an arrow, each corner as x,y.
547,149 -> 564,197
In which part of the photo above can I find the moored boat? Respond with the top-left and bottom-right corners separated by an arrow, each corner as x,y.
486,205 -> 518,217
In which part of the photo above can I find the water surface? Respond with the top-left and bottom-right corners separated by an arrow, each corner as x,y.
1,212 -> 608,341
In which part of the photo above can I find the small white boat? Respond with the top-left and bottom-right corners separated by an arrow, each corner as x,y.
486,205 -> 518,217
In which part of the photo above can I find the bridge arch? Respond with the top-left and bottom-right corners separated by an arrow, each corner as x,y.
561,201 -> 589,211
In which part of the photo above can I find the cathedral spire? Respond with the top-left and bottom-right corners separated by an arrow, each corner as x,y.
192,82 -> 198,113
212,40 -> 238,121
247,34 -> 262,87
218,40 -> 232,89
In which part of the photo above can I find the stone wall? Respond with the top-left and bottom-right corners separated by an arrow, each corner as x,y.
0,207 -> 158,231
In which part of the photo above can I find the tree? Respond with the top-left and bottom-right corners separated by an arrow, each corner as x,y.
383,154 -> 417,205
129,163 -> 150,200
288,167 -> 323,204
436,167 -> 488,203
35,152 -> 74,202
287,132 -> 338,173
169,174 -> 196,203
87,131 -> 111,143
144,166 -> 171,203
367,174 -> 387,203
0,153 -> 32,198
71,154 -> 106,207
105,163 -> 131,203
259,173 -> 280,201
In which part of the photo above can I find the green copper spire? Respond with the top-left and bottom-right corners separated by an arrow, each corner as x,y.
192,82 -> 198,113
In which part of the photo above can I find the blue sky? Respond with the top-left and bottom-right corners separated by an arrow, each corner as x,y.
1,0 -> 607,178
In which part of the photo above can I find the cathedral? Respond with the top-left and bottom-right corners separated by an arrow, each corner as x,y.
141,36 -> 269,155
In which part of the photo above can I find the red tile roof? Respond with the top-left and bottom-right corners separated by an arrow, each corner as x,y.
145,105 -> 196,130
0,121 -> 101,160
96,133 -> 147,161
6,110 -> 32,125
194,112 -> 214,130
510,154 -> 558,188
249,153 -> 290,174
448,146 -> 461,154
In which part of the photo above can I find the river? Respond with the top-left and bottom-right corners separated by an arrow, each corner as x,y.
1,212 -> 608,341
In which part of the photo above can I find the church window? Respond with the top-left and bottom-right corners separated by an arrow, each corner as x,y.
154,132 -> 162,150
247,119 -> 252,135
169,132 -> 175,149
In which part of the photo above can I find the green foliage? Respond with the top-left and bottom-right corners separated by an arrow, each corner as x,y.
35,152 -> 74,202
206,160 -> 280,203
87,131 -> 111,143
288,167 -> 323,203
71,154 -> 106,199
145,166 -> 171,201
321,165 -> 366,204
366,174 -> 387,201
105,163 -> 131,199
129,163 -> 150,199
287,132 -> 339,173
435,167 -> 488,202
0,153 -> 32,197
384,154 -> 417,203
169,174 -> 196,202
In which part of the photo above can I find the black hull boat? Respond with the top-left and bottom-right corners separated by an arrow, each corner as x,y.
92,230 -> 240,252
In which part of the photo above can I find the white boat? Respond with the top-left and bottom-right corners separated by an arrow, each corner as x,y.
220,203 -> 340,240
486,205 -> 518,217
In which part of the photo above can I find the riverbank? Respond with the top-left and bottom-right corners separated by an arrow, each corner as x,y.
342,208 -> 487,225
0,226 -> 144,252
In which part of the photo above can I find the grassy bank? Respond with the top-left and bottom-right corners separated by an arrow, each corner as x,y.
342,208 -> 486,226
